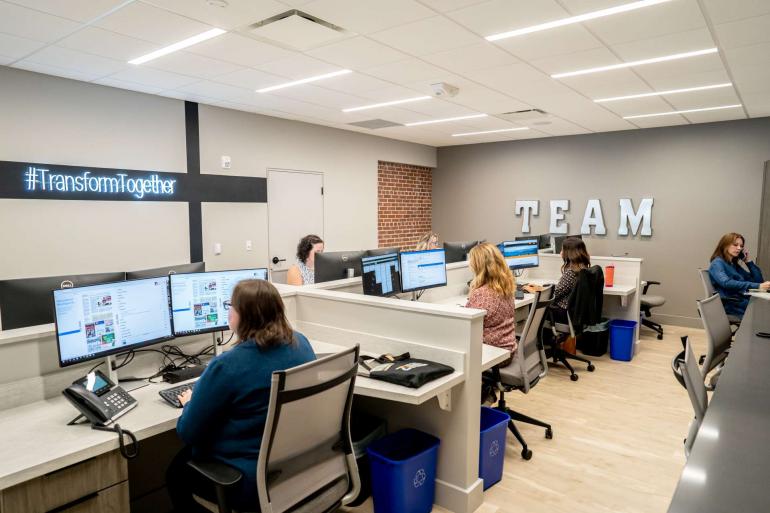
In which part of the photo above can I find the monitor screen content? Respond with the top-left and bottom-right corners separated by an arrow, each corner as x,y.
170,268 -> 268,336
399,249 -> 447,293
361,253 -> 401,297
54,277 -> 173,367
499,240 -> 540,270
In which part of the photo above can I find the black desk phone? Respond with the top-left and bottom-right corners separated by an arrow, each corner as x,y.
62,369 -> 137,426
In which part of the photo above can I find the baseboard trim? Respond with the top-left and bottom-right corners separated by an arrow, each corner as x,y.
651,313 -> 702,329
435,477 -> 484,513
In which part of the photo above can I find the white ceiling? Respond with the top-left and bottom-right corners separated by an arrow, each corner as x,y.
1,0 -> 768,147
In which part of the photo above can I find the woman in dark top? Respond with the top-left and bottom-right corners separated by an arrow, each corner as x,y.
550,237 -> 591,324
166,280 -> 316,512
708,232 -> 769,318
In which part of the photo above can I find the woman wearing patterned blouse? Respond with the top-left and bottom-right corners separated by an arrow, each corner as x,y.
550,237 -> 591,324
286,234 -> 324,285
466,242 -> 517,355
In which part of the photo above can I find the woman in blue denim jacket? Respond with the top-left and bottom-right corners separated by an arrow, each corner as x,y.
708,232 -> 770,317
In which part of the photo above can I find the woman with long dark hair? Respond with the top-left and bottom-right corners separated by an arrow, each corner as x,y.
550,237 -> 591,324
708,232 -> 768,318
286,234 -> 324,285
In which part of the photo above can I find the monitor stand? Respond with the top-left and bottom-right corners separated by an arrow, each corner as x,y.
213,332 -> 223,356
104,355 -> 119,384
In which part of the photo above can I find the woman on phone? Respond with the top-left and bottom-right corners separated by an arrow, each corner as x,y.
709,232 -> 769,318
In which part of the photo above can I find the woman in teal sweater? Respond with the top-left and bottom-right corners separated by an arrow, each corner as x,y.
167,279 -> 315,512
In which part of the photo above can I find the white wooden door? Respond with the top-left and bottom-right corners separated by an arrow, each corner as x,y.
267,169 -> 324,275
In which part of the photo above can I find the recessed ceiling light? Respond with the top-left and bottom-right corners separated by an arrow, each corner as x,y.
452,127 -> 529,137
486,0 -> 670,41
405,114 -> 487,127
256,69 -> 352,93
595,83 -> 732,103
342,96 -> 432,113
552,48 -> 718,79
128,28 -> 226,65
623,104 -> 742,119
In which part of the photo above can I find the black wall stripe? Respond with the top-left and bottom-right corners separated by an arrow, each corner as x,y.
185,101 -> 203,263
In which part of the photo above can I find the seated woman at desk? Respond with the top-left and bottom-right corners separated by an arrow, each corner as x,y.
167,279 -> 316,513
415,231 -> 440,251
709,232 -> 769,318
550,237 -> 591,325
466,243 -> 517,364
286,234 -> 324,285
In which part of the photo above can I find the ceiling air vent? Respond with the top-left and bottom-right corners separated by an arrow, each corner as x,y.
348,119 -> 402,130
249,10 -> 349,50
497,108 -> 551,123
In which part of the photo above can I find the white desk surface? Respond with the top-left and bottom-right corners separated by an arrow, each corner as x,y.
434,293 -> 536,309
524,278 -> 636,296
748,291 -> 770,300
482,345 -> 512,371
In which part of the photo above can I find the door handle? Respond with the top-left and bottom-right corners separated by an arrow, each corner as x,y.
272,257 -> 286,265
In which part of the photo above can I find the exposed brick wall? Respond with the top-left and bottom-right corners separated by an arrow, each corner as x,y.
377,161 -> 433,250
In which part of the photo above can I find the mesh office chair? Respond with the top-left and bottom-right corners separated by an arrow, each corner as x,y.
486,286 -> 555,460
640,281 -> 665,340
698,268 -> 742,327
697,294 -> 733,390
677,337 -> 708,457
546,266 -> 602,382
188,346 -> 361,513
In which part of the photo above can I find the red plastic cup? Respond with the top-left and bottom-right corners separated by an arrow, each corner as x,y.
605,265 -> 615,287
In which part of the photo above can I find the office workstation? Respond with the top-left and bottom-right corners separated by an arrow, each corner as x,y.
2,1 -> 770,512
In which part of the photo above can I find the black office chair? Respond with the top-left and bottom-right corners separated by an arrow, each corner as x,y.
640,280 -> 665,340
485,286 -> 555,460
545,266 -> 602,382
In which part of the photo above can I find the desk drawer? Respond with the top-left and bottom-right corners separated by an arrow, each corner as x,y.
1,451 -> 127,513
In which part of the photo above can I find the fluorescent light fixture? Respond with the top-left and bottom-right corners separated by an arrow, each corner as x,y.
405,114 -> 487,127
342,96 -> 432,113
452,127 -> 529,137
595,83 -> 732,103
486,0 -> 670,41
129,28 -> 226,65
623,104 -> 742,119
256,69 -> 352,93
552,48 -> 718,79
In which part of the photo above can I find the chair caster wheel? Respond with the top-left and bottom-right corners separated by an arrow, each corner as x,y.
570,374 -> 579,381
545,428 -> 553,439
587,364 -> 595,372
522,449 -> 532,460
657,334 -> 663,340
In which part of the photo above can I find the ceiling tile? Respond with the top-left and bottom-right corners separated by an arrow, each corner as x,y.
531,46 -> 619,75
493,25 -> 604,61
632,53 -> 724,83
316,73 -> 397,94
683,107 -> 746,123
95,2 -> 213,45
741,90 -> 770,117
302,0 -> 435,34
714,14 -> 770,51
350,84 -> 426,102
306,36 -> 408,70
146,51 -> 242,79
254,53 -> 341,78
599,96 -> 674,117
93,76 -> 165,94
20,46 -> 125,79
419,0 -> 489,12
609,28 -> 715,61
723,41 -> 770,68
471,62 -> 550,89
187,32 -> 297,68
0,55 -> 15,65
108,65 -> 201,89
213,67 -> 286,89
141,0 -> 287,30
362,58 -> 451,85
0,31 -> 46,60
446,0 -> 567,38
265,83 -> 368,109
486,77 -> 576,102
5,0 -> 126,23
558,69 -> 652,99
637,68 -> 730,91
58,27 -> 158,61
446,86 -> 531,114
422,42 -> 518,73
175,80 -> 254,102
12,60 -> 97,81
664,87 -> 741,110
630,115 -> 689,129
582,0 -> 706,45
369,16 -> 480,56
397,98 -> 482,118
524,117 -> 591,136
730,64 -> 770,94
0,1 -> 80,42
700,0 -> 770,24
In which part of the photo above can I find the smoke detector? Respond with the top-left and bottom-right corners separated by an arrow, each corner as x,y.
430,82 -> 459,97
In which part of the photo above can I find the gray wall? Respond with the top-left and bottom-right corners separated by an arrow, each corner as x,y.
434,118 -> 770,327
0,66 -> 435,280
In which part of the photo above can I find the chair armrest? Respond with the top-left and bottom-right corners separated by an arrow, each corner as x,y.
642,280 -> 661,294
188,460 -> 243,487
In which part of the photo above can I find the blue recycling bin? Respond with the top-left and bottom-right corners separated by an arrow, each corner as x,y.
609,319 -> 637,361
479,407 -> 510,490
367,428 -> 440,513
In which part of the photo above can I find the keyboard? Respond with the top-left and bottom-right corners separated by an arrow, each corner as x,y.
159,383 -> 194,408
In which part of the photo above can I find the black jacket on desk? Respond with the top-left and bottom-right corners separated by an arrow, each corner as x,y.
567,266 -> 604,332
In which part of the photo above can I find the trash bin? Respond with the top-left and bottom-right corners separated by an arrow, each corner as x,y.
347,412 -> 387,506
479,407 -> 509,490
367,428 -> 440,513
578,318 -> 610,356
609,319 -> 637,361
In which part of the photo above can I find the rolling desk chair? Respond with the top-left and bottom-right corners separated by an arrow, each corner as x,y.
676,336 -> 708,458
697,294 -> 733,390
546,266 -> 602,382
486,286 -> 555,460
640,281 -> 665,340
187,347 -> 361,513
698,268 -> 742,328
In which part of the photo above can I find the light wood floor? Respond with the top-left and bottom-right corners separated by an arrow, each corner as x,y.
346,324 -> 704,513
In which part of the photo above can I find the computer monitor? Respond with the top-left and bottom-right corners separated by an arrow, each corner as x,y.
553,235 -> 583,254
498,240 -> 540,270
399,249 -> 447,293
53,277 -> 174,367
170,268 -> 268,337
315,251 -> 366,283
443,241 -> 479,264
538,234 -> 553,250
126,262 -> 205,280
366,247 -> 399,257
0,271 -> 127,331
361,253 -> 401,297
